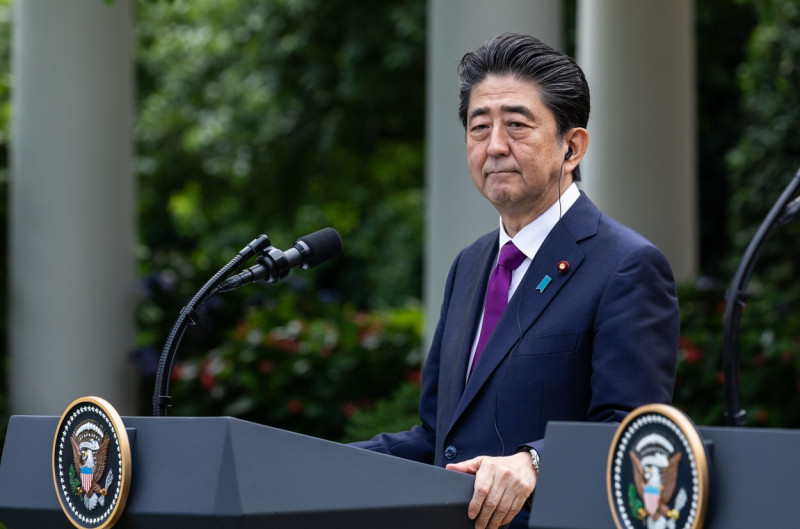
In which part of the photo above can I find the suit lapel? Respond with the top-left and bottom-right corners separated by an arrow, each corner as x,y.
437,234 -> 498,418
446,194 -> 601,432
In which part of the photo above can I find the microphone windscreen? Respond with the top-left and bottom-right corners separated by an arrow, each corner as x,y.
299,227 -> 343,268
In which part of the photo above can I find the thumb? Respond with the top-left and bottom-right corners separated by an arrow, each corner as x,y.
446,456 -> 483,475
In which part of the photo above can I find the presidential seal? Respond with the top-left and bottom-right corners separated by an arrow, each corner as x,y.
607,404 -> 709,529
52,396 -> 131,529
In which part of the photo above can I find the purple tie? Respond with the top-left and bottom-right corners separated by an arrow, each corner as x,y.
471,241 -> 527,373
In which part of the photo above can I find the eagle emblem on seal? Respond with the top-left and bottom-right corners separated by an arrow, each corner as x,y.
628,433 -> 688,529
69,419 -> 114,510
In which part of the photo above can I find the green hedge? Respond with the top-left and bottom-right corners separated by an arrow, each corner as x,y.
162,292 -> 424,441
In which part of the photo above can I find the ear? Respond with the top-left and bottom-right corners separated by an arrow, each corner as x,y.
562,127 -> 589,175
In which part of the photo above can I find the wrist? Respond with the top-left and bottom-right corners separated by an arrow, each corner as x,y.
514,445 -> 540,475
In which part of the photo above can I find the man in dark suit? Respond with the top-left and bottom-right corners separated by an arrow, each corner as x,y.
352,33 -> 679,529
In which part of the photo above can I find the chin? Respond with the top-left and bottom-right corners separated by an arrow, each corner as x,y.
485,186 -> 519,205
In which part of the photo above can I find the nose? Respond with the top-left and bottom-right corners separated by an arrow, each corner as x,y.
487,125 -> 510,157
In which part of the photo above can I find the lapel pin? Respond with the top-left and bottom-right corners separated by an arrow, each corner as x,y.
557,260 -> 570,273
536,275 -> 552,293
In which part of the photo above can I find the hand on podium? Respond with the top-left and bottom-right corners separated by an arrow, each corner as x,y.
446,451 -> 537,529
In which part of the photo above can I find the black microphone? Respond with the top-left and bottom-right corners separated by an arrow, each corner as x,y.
217,227 -> 342,292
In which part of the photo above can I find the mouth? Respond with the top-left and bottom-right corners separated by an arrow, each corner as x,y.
485,169 -> 518,178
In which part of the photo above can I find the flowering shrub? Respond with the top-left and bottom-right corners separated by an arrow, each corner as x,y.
162,292 -> 423,441
340,381 -> 421,443
675,279 -> 800,428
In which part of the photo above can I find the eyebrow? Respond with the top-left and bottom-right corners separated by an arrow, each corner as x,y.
468,105 -> 536,124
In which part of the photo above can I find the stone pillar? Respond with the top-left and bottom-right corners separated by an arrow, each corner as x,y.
577,0 -> 697,281
10,0 -> 136,414
425,0 -> 563,347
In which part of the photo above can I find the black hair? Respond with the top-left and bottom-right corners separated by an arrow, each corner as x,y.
457,33 -> 590,180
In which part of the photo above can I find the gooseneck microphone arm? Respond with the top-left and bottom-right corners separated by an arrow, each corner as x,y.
152,227 -> 343,417
723,167 -> 800,426
152,235 -> 271,417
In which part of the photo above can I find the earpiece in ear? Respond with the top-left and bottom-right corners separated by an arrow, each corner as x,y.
565,147 -> 573,160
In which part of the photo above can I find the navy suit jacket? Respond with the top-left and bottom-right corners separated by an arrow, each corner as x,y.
353,193 -> 679,524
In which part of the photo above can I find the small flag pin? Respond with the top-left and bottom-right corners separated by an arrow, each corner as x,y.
536,275 -> 552,293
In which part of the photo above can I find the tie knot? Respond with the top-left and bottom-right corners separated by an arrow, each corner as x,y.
498,241 -> 526,271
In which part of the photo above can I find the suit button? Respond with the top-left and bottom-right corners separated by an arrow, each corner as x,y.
444,445 -> 457,460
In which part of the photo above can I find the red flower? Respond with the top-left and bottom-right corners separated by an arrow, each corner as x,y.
679,337 -> 703,364
199,361 -> 216,391
350,311 -> 370,325
258,359 -> 276,374
341,402 -> 357,418
287,399 -> 304,415
267,335 -> 301,353
232,320 -> 250,341
170,362 -> 197,381
404,369 -> 422,385
170,364 -> 183,381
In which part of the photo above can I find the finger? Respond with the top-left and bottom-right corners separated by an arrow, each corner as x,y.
497,492 -> 527,527
446,457 -> 481,475
477,458 -> 532,529
476,486 -> 513,529
468,463 -> 495,521
490,473 -> 532,528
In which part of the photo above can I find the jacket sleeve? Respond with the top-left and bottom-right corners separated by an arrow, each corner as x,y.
587,242 -> 679,423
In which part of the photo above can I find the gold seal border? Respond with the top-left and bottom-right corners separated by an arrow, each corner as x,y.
606,403 -> 709,529
51,396 -> 132,529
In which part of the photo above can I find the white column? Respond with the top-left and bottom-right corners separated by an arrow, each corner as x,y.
10,0 -> 136,415
425,0 -> 563,347
577,0 -> 697,281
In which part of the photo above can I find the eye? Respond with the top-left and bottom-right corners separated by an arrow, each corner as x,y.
469,123 -> 490,138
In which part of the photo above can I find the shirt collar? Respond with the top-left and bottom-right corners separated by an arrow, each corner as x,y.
498,183 -> 580,259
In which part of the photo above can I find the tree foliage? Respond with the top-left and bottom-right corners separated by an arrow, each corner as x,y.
135,0 -> 425,309
721,0 -> 800,426
695,0 -> 757,277
727,0 -> 800,248
675,0 -> 800,427
132,0 -> 427,436
2,0 -> 800,456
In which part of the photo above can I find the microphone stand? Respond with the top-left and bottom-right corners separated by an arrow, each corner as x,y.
723,167 -> 800,426
152,235 -> 271,417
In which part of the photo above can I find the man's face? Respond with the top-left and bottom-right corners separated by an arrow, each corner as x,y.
466,75 -> 570,225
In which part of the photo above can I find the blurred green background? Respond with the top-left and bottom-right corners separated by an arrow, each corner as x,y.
1,0 -> 800,470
